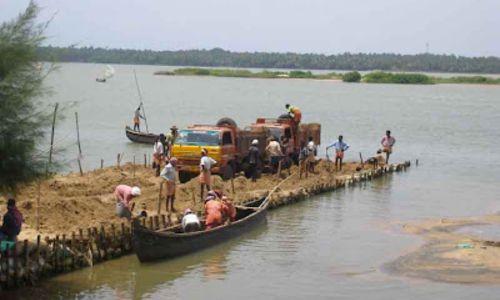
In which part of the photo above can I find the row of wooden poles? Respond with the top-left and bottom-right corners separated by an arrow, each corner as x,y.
3,160 -> 415,290
0,214 -> 175,290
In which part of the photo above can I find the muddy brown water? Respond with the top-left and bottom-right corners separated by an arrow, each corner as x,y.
4,63 -> 500,299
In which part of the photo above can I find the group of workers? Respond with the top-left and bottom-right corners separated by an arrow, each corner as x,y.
325,130 -> 396,170
115,103 -> 396,233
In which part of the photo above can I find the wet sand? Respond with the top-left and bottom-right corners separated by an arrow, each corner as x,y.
386,214 -> 500,284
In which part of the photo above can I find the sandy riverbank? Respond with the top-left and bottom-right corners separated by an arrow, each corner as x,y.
0,160 -> 370,241
386,214 -> 500,284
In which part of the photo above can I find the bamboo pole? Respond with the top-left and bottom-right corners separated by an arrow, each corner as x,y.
36,180 -> 41,231
133,155 -> 136,178
47,102 -> 59,174
157,181 -> 163,215
133,69 -> 149,133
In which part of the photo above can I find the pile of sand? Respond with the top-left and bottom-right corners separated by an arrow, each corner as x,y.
0,160 -> 368,240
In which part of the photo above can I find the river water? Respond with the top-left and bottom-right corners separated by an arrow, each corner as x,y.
6,63 -> 500,299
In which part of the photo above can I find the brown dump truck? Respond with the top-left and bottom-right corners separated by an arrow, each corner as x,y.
172,117 -> 321,183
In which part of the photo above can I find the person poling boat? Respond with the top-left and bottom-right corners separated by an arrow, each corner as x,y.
133,106 -> 146,131
114,185 -> 141,221
381,130 -> 396,163
326,135 -> 350,171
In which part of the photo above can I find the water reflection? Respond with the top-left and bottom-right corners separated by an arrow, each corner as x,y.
6,223 -> 267,300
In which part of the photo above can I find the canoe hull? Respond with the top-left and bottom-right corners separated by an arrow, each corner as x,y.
125,126 -> 158,144
132,198 -> 267,262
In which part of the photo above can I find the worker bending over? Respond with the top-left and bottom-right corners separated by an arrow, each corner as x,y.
285,104 -> 302,124
114,185 -> 141,221
182,208 -> 201,232
204,190 -> 223,230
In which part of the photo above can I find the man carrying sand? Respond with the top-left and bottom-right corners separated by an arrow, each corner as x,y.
114,185 -> 141,221
326,135 -> 350,171
160,157 -> 178,212
381,130 -> 396,164
200,149 -> 217,201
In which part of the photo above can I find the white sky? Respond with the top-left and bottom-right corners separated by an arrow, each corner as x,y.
1,0 -> 499,57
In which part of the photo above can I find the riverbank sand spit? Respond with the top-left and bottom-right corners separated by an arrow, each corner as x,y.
0,161 -> 372,241
387,215 -> 500,284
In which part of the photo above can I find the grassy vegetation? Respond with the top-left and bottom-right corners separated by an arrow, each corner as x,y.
362,72 -> 434,84
433,76 -> 500,85
342,71 -> 362,82
154,67 -> 342,80
154,67 -> 500,85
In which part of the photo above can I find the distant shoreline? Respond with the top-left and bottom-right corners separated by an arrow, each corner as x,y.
155,67 -> 500,85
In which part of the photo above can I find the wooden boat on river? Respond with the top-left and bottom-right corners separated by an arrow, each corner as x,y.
132,197 -> 268,262
125,126 -> 158,144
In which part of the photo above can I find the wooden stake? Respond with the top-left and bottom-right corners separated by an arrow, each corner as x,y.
359,152 -> 364,165
144,154 -> 147,167
157,181 -> 163,215
47,102 -> 59,174
100,158 -> 104,169
231,177 -> 235,195
75,112 -> 84,176
36,180 -> 41,231
117,154 -> 121,168
133,155 -> 136,178
276,159 -> 282,178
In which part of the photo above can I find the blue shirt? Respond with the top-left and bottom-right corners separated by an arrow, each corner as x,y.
327,140 -> 349,151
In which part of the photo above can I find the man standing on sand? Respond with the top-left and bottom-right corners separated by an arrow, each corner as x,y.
153,134 -> 165,176
381,130 -> 396,164
199,149 -> 217,201
247,139 -> 260,182
266,137 -> 283,173
114,185 -> 141,221
326,135 -> 350,171
160,157 -> 178,212
0,198 -> 23,242
165,126 -> 178,157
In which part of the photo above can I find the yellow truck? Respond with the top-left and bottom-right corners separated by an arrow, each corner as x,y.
172,117 -> 320,183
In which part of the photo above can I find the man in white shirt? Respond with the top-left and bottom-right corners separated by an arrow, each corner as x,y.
182,208 -> 201,232
266,137 -> 283,173
153,134 -> 165,176
160,157 -> 178,212
199,148 -> 217,201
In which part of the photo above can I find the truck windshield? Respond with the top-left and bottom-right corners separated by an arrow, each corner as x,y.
176,130 -> 220,146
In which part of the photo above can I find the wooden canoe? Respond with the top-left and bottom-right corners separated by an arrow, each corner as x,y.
132,198 -> 268,262
125,126 -> 158,144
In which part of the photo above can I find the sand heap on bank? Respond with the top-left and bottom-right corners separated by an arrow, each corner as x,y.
0,161 -> 368,240
386,215 -> 500,284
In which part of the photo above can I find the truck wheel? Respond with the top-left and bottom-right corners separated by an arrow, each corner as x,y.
216,117 -> 237,127
179,171 -> 193,183
222,165 -> 234,180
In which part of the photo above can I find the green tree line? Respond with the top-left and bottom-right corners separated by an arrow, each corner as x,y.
37,46 -> 500,74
